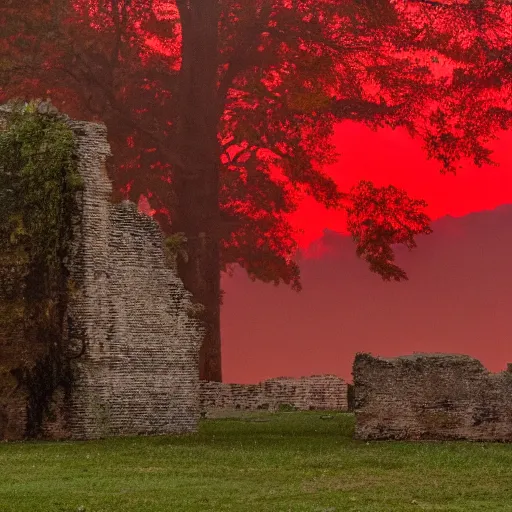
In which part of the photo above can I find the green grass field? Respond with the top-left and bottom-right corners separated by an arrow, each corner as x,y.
1,411 -> 511,512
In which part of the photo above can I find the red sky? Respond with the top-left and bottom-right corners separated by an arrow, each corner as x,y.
291,122 -> 512,248
221,123 -> 512,384
141,10 -> 512,384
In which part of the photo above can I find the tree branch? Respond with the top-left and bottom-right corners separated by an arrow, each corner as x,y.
216,0 -> 273,115
70,51 -> 183,167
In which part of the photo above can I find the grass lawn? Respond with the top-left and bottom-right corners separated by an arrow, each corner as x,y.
1,411 -> 511,512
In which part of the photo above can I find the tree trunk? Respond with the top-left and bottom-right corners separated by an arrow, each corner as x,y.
173,0 -> 222,381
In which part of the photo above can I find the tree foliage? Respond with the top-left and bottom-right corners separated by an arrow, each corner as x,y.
1,0 -> 511,380
1,0 -> 510,285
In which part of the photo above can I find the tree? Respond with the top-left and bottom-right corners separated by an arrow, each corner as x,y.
1,0 -> 511,381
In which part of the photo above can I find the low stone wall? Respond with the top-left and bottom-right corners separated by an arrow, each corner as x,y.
200,375 -> 348,414
353,353 -> 512,442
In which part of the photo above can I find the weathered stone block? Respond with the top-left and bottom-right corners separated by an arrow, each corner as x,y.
353,352 -> 512,441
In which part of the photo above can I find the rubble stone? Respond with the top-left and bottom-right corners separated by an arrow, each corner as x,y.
353,352 -> 512,441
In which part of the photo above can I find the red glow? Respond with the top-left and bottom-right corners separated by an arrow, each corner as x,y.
114,3 -> 512,384
6,0 -> 511,384
127,3 -> 512,383
291,122 -> 512,251
221,122 -> 512,384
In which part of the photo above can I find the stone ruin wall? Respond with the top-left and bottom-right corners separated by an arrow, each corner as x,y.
0,106 -> 204,440
200,375 -> 348,415
353,353 -> 512,442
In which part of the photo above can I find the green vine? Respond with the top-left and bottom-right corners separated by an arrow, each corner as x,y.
0,101 -> 82,269
164,232 -> 188,267
0,100 -> 83,436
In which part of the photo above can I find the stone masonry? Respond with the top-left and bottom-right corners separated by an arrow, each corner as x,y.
353,353 -> 512,441
200,375 -> 348,415
0,105 -> 204,440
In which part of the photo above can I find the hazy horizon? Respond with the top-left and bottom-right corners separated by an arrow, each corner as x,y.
221,202 -> 512,383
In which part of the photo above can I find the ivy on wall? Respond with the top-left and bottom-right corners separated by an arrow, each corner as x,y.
0,100 -> 83,436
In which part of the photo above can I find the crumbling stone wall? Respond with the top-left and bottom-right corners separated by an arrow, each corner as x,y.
200,375 -> 348,414
353,353 -> 512,441
0,105 -> 203,440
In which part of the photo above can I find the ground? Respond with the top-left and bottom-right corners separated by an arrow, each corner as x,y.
1,412 -> 511,512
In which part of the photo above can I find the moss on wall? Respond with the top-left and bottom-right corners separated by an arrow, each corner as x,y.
0,101 -> 82,437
